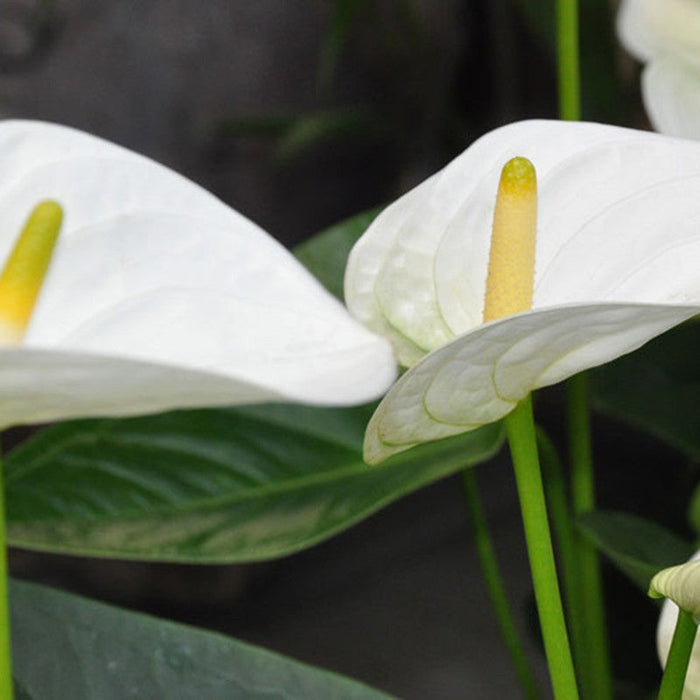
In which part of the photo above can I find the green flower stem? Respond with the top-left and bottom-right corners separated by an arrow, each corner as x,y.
658,609 -> 697,700
537,430 -> 587,689
556,0 -> 614,690
556,0 -> 580,121
567,374 -> 612,700
505,397 -> 578,699
0,450 -> 12,700
462,468 -> 540,700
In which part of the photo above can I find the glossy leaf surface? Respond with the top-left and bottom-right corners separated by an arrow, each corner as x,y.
577,510 -> 694,591
5,404 -> 503,561
11,579 -> 390,699
294,207 -> 380,300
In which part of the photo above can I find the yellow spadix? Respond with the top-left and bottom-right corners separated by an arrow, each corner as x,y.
0,200 -> 63,345
483,157 -> 537,323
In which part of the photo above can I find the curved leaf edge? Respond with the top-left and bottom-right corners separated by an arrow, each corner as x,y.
7,423 -> 504,563
10,578 -> 394,699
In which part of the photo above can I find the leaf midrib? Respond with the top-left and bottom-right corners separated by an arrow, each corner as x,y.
7,431 -> 500,525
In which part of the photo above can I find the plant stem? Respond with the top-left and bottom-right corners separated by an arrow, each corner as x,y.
556,0 -> 580,121
659,608 -> 697,700
462,468 -> 540,700
537,429 -> 587,687
557,0 -> 614,690
567,374 -> 612,700
0,448 -> 12,700
505,397 -> 578,699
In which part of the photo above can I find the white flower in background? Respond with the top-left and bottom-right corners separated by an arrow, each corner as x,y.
617,0 -> 700,139
0,120 -> 396,427
344,120 -> 700,463
655,552 -> 700,699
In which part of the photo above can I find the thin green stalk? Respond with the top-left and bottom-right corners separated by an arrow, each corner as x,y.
658,609 -> 697,700
0,449 -> 12,700
557,0 -> 614,690
462,468 -> 541,700
537,430 -> 587,688
506,397 -> 578,699
556,0 -> 580,121
567,374 -> 612,700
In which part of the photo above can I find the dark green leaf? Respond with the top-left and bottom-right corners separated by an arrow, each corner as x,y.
11,579 -> 390,699
294,207 -> 381,299
5,404 -> 503,561
591,323 -> 700,461
577,510 -> 694,591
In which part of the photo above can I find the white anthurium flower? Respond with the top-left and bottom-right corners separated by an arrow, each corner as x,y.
0,120 -> 397,427
344,119 -> 700,463
655,551 -> 700,699
617,0 -> 700,139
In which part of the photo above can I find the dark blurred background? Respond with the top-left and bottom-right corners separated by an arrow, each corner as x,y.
3,1 -> 683,698
0,0 -> 565,246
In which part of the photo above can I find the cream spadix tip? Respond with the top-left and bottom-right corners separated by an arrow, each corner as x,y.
482,157 -> 538,323
498,156 -> 537,195
650,560 -> 700,619
0,200 -> 63,345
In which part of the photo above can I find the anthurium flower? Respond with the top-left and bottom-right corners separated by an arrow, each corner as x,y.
651,560 -> 700,619
655,552 -> 700,698
617,0 -> 700,139
0,120 -> 396,427
345,120 -> 700,463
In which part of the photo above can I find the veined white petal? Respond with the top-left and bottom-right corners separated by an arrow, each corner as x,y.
0,350 -> 284,426
0,120 -> 397,423
347,121 -> 641,363
642,58 -> 700,141
27,213 -> 353,342
617,0 -> 700,141
651,561 -> 700,618
364,302 -> 697,463
536,167 -> 700,305
0,297 -> 394,426
346,120 -> 700,369
617,0 -> 700,66
344,173 -> 452,366
345,120 -> 700,463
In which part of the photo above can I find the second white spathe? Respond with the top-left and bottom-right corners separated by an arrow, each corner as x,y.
345,120 -> 700,462
618,0 -> 700,139
0,120 -> 397,427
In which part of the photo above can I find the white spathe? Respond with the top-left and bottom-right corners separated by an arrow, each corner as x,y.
618,0 -> 700,139
344,120 -> 700,463
652,560 -> 700,618
0,120 -> 397,427
657,551 -> 700,699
